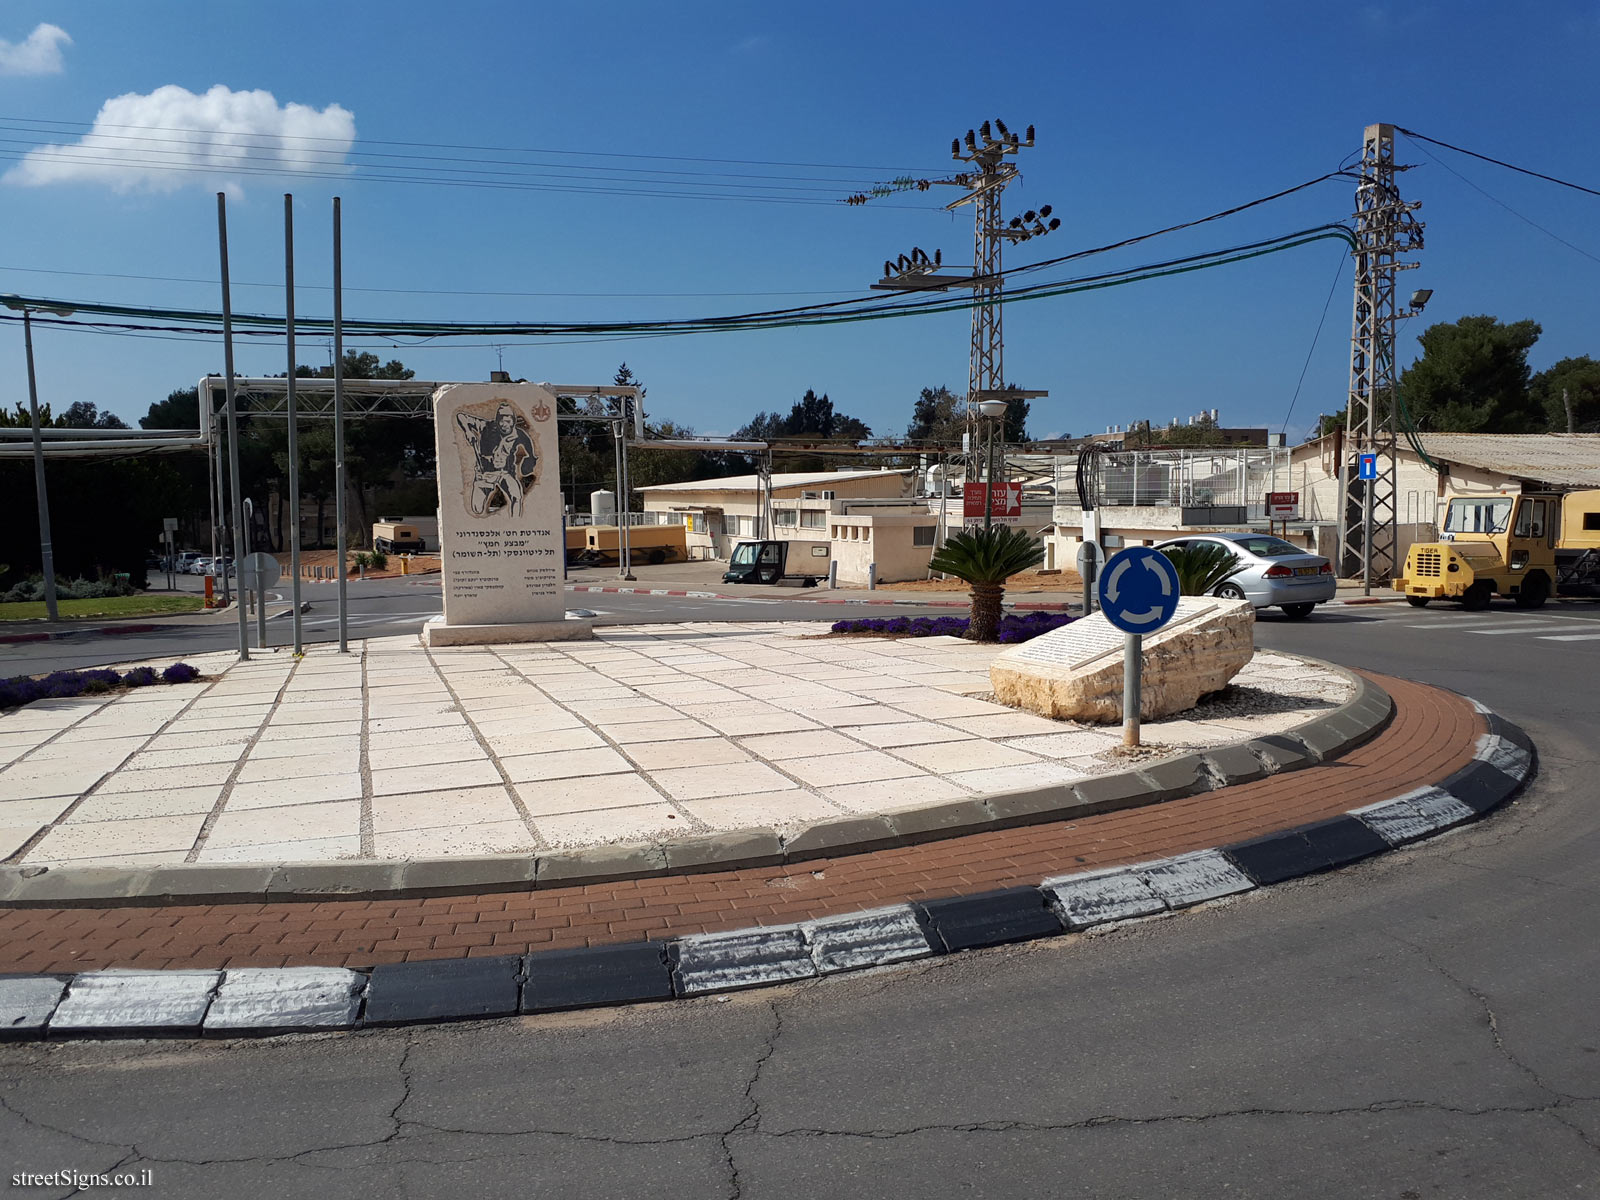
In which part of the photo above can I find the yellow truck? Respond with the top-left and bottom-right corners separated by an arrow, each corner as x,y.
371,520 -> 427,553
580,524 -> 688,566
1394,489 -> 1600,610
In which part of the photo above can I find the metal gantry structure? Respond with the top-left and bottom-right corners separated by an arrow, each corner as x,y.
1337,122 -> 1426,589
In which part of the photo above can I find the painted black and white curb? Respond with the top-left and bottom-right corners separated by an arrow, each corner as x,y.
0,707 -> 1532,1041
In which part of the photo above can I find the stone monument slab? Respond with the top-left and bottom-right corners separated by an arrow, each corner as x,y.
424,382 -> 592,645
990,596 -> 1253,722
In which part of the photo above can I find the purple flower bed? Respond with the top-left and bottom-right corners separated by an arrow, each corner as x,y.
0,662 -> 202,711
830,611 -> 1075,643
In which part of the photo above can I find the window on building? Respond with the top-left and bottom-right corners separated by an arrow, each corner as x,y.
800,510 -> 825,529
913,525 -> 936,547
738,515 -> 755,536
773,509 -> 798,527
686,513 -> 707,534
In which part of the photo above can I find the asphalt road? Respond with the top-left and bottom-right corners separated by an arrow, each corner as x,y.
1,602 -> 1597,1197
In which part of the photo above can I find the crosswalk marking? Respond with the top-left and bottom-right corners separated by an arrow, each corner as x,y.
1467,625 -> 1581,636
1535,633 -> 1600,642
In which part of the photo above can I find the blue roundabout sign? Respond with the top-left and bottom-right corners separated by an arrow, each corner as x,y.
1097,546 -> 1181,635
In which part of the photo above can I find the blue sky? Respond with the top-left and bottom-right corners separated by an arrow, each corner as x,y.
0,1 -> 1596,442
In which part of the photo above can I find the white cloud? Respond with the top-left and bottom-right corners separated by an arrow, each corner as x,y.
4,84 -> 356,193
0,22 -> 71,75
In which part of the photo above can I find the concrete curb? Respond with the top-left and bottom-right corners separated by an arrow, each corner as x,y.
0,623 -> 163,645
0,655 -> 1391,907
0,704 -> 1532,1040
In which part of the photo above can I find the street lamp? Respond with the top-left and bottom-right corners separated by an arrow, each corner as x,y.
3,295 -> 75,622
974,398 -> 1009,530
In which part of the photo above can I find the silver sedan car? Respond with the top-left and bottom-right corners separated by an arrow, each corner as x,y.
1152,532 -> 1336,619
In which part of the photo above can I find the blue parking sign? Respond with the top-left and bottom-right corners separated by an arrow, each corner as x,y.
1358,452 -> 1378,481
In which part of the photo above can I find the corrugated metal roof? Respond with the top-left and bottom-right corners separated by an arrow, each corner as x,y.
1416,434 -> 1600,488
638,469 -> 907,494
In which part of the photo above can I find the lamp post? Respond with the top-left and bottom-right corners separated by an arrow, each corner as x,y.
3,295 -> 75,622
974,398 -> 1008,530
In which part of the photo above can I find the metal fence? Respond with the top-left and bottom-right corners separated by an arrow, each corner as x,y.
1053,447 -> 1293,521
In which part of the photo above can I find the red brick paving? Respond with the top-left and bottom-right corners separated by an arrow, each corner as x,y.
0,674 -> 1481,975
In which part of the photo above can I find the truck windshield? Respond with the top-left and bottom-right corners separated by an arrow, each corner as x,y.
729,542 -> 759,567
1445,499 -> 1512,534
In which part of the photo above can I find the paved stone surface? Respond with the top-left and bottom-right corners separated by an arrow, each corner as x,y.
0,629 -> 1350,870
0,674 -> 1481,975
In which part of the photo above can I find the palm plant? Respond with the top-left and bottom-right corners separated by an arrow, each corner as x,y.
928,526 -> 1044,642
1159,541 -> 1245,596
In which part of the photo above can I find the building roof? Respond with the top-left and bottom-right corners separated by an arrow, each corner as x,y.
1415,434 -> 1600,488
1293,432 -> 1600,489
638,469 -> 908,494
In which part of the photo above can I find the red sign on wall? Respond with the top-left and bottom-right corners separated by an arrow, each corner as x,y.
1266,491 -> 1301,519
963,482 -> 1022,522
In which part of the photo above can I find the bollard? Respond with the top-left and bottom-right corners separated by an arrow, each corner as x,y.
400,554 -> 410,576
204,575 -> 215,609
828,561 -> 837,589
867,562 -> 876,591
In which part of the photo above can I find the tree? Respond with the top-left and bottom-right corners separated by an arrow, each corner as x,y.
140,387 -> 200,431
1398,316 -> 1544,433
733,388 -> 873,471
1161,415 -> 1224,446
927,526 -> 1044,642
1531,356 -> 1600,433
60,402 -> 127,429
906,385 -> 963,444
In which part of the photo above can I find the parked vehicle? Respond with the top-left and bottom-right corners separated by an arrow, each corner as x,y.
1394,489 -> 1600,610
582,524 -> 687,566
372,520 -> 427,553
722,539 -> 832,587
1152,532 -> 1335,618
174,551 -> 204,574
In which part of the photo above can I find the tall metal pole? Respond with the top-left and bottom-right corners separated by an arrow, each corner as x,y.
1122,633 -> 1143,747
1337,123 -> 1423,591
20,311 -> 59,622
333,196 -> 348,653
983,416 -> 996,531
213,430 -> 230,605
219,194 -> 249,658
619,414 -> 634,580
284,194 -> 304,654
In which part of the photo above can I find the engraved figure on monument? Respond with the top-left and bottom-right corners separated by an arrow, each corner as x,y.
456,400 -> 538,517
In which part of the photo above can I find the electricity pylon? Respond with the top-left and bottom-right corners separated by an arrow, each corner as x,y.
1338,122 -> 1426,589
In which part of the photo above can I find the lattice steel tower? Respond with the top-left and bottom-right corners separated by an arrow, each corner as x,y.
1338,122 -> 1425,586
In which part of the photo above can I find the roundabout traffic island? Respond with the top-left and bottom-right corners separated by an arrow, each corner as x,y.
0,622 -> 1534,1038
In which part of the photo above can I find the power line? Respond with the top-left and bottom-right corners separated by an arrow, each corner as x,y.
1397,127 -> 1600,200
1403,138 -> 1600,266
1280,249 -> 1348,436
0,225 -> 1355,343
0,114 -> 948,175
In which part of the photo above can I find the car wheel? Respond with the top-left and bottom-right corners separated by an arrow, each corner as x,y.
648,548 -> 666,565
1406,596 -> 1430,608
1280,603 -> 1315,620
1513,573 -> 1549,609
1461,582 -> 1493,611
1216,583 -> 1247,601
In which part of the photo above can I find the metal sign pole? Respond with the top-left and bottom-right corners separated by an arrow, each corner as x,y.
284,194 -> 303,655
1123,633 -> 1142,747
333,196 -> 348,654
